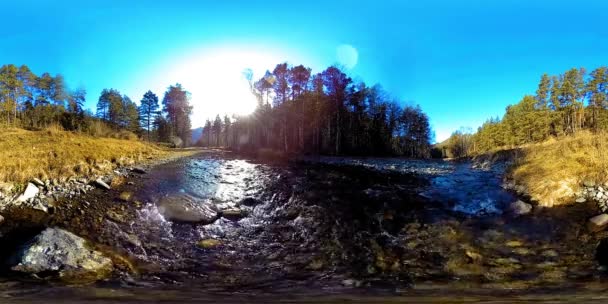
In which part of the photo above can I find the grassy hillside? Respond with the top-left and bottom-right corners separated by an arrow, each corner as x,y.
0,128 -> 170,184
508,131 -> 608,207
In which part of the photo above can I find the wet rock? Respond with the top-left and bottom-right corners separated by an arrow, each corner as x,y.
576,197 -> 587,203
588,214 -> 608,232
31,178 -> 45,187
118,192 -> 133,202
16,183 -> 39,203
158,194 -> 219,224
509,200 -> 532,216
93,179 -> 111,190
10,228 -> 113,282
197,239 -> 221,249
131,167 -> 147,174
239,197 -> 262,206
221,208 -> 247,220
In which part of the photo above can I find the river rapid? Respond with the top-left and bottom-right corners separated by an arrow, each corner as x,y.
2,151 -> 608,303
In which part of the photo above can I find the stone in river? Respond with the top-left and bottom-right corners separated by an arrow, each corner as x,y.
221,207 -> 247,220
158,194 -> 219,224
10,228 -> 113,282
575,197 -> 587,203
197,239 -> 221,249
588,214 -> 608,232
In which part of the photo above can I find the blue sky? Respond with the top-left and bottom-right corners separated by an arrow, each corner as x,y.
1,0 -> 607,141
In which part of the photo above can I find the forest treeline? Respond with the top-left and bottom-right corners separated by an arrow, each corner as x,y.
1,62 -> 432,157
443,66 -> 608,157
0,64 -> 193,145
199,63 -> 433,157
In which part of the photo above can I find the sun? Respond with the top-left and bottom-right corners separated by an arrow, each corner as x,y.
167,46 -> 283,127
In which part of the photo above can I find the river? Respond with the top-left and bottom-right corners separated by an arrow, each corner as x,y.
1,151 -> 607,303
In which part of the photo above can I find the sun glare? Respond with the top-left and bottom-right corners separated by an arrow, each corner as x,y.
167,47 -> 283,127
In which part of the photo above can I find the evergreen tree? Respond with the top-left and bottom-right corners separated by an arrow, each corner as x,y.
139,90 -> 159,141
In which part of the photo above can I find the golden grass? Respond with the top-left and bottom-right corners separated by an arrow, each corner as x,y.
509,130 -> 608,206
0,128 -> 170,185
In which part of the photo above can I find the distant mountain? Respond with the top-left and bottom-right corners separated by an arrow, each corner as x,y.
191,127 -> 203,145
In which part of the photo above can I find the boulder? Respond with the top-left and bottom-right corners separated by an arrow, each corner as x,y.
15,183 -> 39,203
158,194 -> 219,224
10,228 -> 113,282
509,200 -> 532,216
169,136 -> 184,148
93,178 -> 111,190
589,214 -> 608,232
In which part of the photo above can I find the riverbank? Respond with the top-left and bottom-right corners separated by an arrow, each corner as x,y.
1,150 -> 608,302
472,132 -> 608,209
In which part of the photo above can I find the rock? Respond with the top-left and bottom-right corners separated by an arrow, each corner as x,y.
93,179 -> 111,190
10,228 -> 113,282
584,180 -> 596,188
0,214 -> 4,225
131,167 -> 147,174
158,194 -> 219,224
509,200 -> 532,216
239,197 -> 262,207
197,239 -> 221,249
16,183 -> 39,203
31,178 -> 45,187
576,197 -> 587,203
221,208 -> 247,220
588,214 -> 608,232
118,192 -> 133,202
169,136 -> 183,148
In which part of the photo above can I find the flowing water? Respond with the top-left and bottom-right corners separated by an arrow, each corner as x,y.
2,152 -> 608,303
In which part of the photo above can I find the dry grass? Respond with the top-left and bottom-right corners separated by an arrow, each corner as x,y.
0,128 -> 170,185
509,130 -> 608,207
